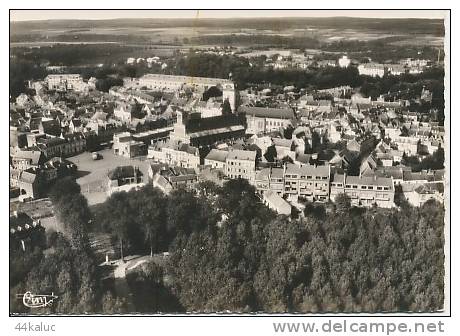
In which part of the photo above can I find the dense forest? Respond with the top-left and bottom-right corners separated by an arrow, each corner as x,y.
10,177 -> 444,313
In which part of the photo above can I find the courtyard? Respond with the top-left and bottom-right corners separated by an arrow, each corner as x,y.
68,149 -> 152,205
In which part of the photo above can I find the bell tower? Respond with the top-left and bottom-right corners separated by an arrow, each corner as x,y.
222,83 -> 235,112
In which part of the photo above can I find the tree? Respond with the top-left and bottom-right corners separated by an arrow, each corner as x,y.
167,188 -> 205,236
101,292 -> 128,314
98,192 -> 132,261
132,186 -> 167,256
222,99 -> 232,114
50,178 -> 91,249
203,86 -> 222,101
335,193 -> 352,213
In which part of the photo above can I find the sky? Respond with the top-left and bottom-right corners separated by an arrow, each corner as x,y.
10,10 -> 447,21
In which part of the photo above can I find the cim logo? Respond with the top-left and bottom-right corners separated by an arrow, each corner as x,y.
16,292 -> 58,308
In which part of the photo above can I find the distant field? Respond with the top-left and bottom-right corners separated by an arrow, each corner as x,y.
10,17 -> 445,48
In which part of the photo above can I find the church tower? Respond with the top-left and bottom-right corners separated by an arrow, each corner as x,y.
222,83 -> 236,112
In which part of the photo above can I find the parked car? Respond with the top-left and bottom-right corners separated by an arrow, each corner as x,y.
92,152 -> 102,160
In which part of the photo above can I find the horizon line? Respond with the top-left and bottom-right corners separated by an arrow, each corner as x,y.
11,15 -> 445,22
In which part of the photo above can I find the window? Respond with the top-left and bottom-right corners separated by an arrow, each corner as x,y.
352,185 -> 358,189
384,187 -> 389,190
377,186 -> 383,190
346,185 -> 351,188
307,176 -> 312,179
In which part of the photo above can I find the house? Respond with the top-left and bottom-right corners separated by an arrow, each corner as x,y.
391,135 -> 419,155
39,118 -> 61,136
225,149 -> 257,182
294,153 -> 313,167
10,211 -> 43,251
107,166 -> 144,195
36,133 -> 86,158
198,167 -> 226,187
69,119 -> 84,133
402,182 -> 444,207
10,149 -> 44,171
41,157 -> 77,183
330,173 -> 394,208
359,154 -> 379,176
283,164 -> 330,202
304,100 -> 333,114
150,164 -> 198,194
18,169 -> 40,201
386,64 -> 407,76
194,98 -> 224,118
262,190 -> 292,215
114,102 -> 138,124
239,106 -> 295,135
204,149 -> 229,170
113,132 -> 145,158
147,139 -> 200,170
338,55 -> 351,68
255,167 -> 285,196
358,63 -> 386,77
255,163 -> 330,202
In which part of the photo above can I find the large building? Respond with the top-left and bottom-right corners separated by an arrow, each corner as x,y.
113,132 -> 145,158
169,111 -> 246,147
225,149 -> 257,181
136,74 -> 236,111
239,106 -> 295,135
255,164 -> 330,202
204,149 -> 229,170
148,139 -> 200,170
45,74 -> 84,91
357,63 -> 386,77
36,133 -> 86,158
330,174 -> 395,208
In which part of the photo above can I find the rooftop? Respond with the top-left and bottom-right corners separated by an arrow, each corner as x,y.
226,149 -> 257,162
346,174 -> 393,187
205,149 -> 229,163
285,163 -> 330,178
239,106 -> 295,120
108,165 -> 142,180
140,74 -> 233,86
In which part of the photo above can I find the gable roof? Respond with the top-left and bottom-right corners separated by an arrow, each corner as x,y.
226,149 -> 257,161
108,165 -> 142,180
205,149 -> 229,163
12,150 -> 43,165
239,106 -> 295,120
